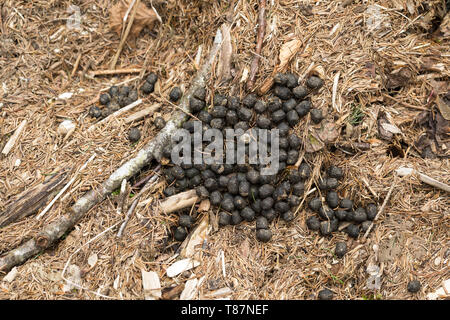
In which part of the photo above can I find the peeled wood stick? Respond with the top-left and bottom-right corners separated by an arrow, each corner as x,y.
159,190 -> 199,214
0,25 -> 224,273
87,99 -> 143,132
90,68 -> 142,77
124,104 -> 160,124
246,0 -> 266,91
395,167 -> 450,193
1,120 -> 27,156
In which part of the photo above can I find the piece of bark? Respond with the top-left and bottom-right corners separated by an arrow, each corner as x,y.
159,189 -> 199,214
0,25 -> 224,273
0,172 -> 67,228
246,0 -> 266,91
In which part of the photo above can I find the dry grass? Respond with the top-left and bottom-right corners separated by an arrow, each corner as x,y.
0,0 -> 449,300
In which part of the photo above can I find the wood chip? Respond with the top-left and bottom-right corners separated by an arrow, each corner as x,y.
141,270 -> 162,300
166,258 -> 200,278
2,119 -> 27,156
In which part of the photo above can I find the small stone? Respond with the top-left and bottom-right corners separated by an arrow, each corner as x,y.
306,76 -> 324,90
292,85 -> 308,99
256,228 -> 272,242
154,116 -> 166,130
335,242 -> 347,258
169,87 -> 182,102
174,226 -> 187,241
256,216 -> 269,229
128,127 -> 141,142
306,216 -> 320,231
146,73 -> 158,85
179,215 -> 193,228
318,289 -> 333,300
310,108 -> 324,124
407,280 -> 421,293
366,203 -> 378,220
99,93 -> 111,105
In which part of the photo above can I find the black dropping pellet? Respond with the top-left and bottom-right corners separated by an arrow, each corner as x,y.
242,93 -> 258,108
327,177 -> 339,190
267,96 -> 282,112
319,220 -> 333,236
335,242 -> 347,258
231,211 -> 243,225
227,176 -> 239,195
261,197 -> 274,210
296,100 -> 312,117
194,163 -> 208,171
221,198 -> 235,212
189,97 -> 206,113
169,87 -> 182,102
218,175 -> 229,188
179,215 -> 193,228
174,226 -> 187,241
213,94 -> 228,106
281,210 -> 294,222
277,122 -> 290,136
128,90 -> 138,102
256,228 -> 272,242
306,216 -> 320,231
318,289 -> 333,300
271,109 -> 286,123
262,208 -> 277,222
146,73 -> 158,85
274,73 -> 288,86
223,164 -> 234,175
210,191 -> 223,206
279,149 -> 288,163
353,207 -> 367,223
193,87 -> 206,101
292,85 -> 308,99
256,216 -> 269,229
340,198 -> 353,210
407,280 -> 421,293
109,85 -> 119,97
239,180 -> 250,197
234,121 -> 249,131
226,110 -> 239,126
310,108 -> 324,124
274,201 -> 289,213
89,106 -> 102,118
141,82 -> 154,94
246,170 -> 260,185
99,93 -> 111,105
282,98 -> 297,113
236,172 -> 248,181
204,178 -> 218,191
288,170 -> 302,184
189,175 -> 202,188
328,165 -> 343,179
210,118 -> 225,129
198,110 -> 212,124
128,127 -> 141,142
286,110 -> 300,127
254,100 -> 267,113
154,116 -> 166,130
237,107 -> 252,121
176,178 -> 188,190
289,195 -> 301,208
257,116 -> 271,129
251,198 -> 262,213
285,73 -> 299,88
164,186 -> 177,197
259,184 -> 275,198
319,206 -> 335,220
361,221 -> 372,233
249,185 -> 259,200
273,181 -> 290,201
279,137 -> 289,149
196,186 -> 209,199
288,134 -> 301,149
334,209 -> 348,221
306,75 -> 324,90
326,191 -> 340,209
292,181 -> 305,196
345,224 -> 360,238
211,164 -> 225,175
234,196 -> 247,210
274,86 -> 292,100
182,121 -> 195,133
120,86 -> 131,96
218,211 -> 232,226
211,105 -> 227,118
308,197 -> 322,212
298,162 -> 311,179
240,207 -> 256,222
366,203 -> 378,220
201,169 -> 216,180
227,96 -> 240,110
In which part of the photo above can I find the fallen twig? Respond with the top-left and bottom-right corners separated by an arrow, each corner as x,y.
246,0 -> 266,91
1,119 -> 27,156
124,104 -> 160,124
87,99 -> 143,132
381,93 -> 428,111
0,25 -> 223,273
90,68 -> 142,77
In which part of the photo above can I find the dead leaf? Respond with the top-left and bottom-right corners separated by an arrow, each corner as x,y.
316,122 -> 340,144
109,0 -> 159,44
385,67 -> 414,89
87,253 -> 98,268
377,111 -> 394,141
436,93 -> 450,121
216,23 -> 233,83
304,130 -> 325,153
